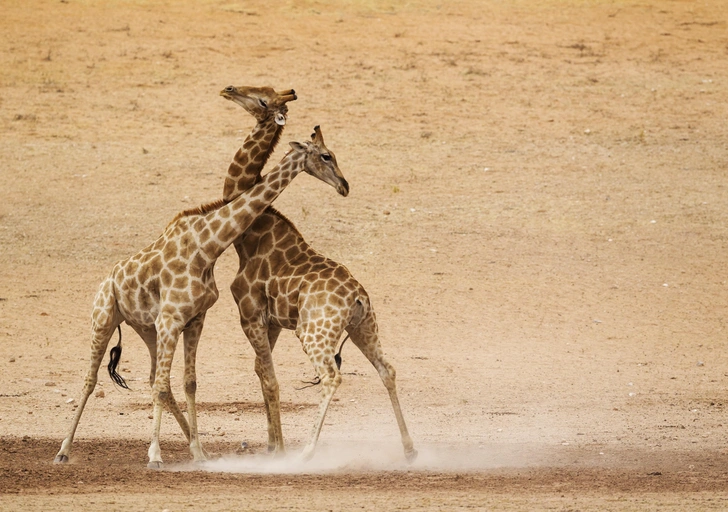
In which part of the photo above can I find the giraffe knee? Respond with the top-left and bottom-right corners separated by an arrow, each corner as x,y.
259,372 -> 279,396
185,380 -> 197,395
378,363 -> 396,384
156,390 -> 171,404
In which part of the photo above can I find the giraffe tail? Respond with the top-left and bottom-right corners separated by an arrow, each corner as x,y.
107,325 -> 130,390
295,334 -> 349,391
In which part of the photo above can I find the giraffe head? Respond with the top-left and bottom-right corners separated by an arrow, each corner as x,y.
220,85 -> 297,125
289,126 -> 349,197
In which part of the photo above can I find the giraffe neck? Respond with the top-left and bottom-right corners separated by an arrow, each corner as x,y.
203,151 -> 305,260
222,117 -> 283,202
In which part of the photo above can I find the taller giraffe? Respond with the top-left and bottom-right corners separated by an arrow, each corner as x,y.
220,87 -> 417,462
54,128 -> 349,468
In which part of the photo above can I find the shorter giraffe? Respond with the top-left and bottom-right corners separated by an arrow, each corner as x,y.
54,128 -> 348,468
229,128 -> 417,462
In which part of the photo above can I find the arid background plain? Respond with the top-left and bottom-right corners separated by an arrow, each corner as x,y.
1,0 -> 728,510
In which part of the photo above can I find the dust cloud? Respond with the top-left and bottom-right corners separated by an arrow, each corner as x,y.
169,441 -> 540,474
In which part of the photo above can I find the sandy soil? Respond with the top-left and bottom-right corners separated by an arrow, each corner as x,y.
1,0 -> 728,510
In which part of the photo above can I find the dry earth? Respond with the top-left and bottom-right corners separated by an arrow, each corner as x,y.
1,0 -> 728,510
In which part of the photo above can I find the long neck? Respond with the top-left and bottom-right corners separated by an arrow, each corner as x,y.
203,151 -> 304,260
222,117 -> 283,202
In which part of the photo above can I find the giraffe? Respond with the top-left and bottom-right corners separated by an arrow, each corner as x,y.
103,85 -> 298,447
53,128 -> 349,468
220,106 -> 417,461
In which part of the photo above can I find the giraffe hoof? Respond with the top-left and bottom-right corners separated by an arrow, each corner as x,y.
405,449 -> 418,464
53,454 -> 69,464
147,461 -> 163,470
299,446 -> 315,462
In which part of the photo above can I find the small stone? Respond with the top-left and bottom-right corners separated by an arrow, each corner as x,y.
383,210 -> 391,215
66,398 -> 75,404
9,358 -> 15,363
697,361 -> 704,367
95,390 -> 105,398
45,381 -> 56,387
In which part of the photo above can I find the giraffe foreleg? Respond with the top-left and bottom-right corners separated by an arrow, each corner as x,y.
245,321 -> 285,455
147,315 -> 182,469
254,352 -> 284,455
137,327 -> 191,442
54,278 -> 121,464
182,314 -> 207,462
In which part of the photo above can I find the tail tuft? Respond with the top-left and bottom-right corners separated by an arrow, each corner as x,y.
107,326 -> 130,390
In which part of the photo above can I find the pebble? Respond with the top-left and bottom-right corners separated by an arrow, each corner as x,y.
45,381 -> 56,387
66,398 -> 75,404
95,390 -> 105,398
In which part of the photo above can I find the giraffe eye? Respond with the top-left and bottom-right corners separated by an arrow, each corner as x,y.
224,86 -> 234,93
258,99 -> 268,108
321,154 -> 332,162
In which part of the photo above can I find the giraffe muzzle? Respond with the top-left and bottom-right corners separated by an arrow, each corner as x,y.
337,178 -> 350,197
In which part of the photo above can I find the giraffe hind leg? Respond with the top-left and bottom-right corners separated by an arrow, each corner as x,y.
54,279 -> 121,463
346,314 -> 417,463
297,327 -> 343,462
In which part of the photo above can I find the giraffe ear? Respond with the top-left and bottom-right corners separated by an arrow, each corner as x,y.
289,141 -> 307,152
275,113 -> 286,126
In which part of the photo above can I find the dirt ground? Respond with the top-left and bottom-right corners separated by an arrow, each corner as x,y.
1,0 -> 728,510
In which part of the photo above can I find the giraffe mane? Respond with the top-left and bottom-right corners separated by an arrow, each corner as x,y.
167,198 -> 228,227
266,206 -> 304,238
264,125 -> 283,168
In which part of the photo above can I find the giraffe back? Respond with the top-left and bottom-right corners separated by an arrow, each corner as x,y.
230,209 -> 368,331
